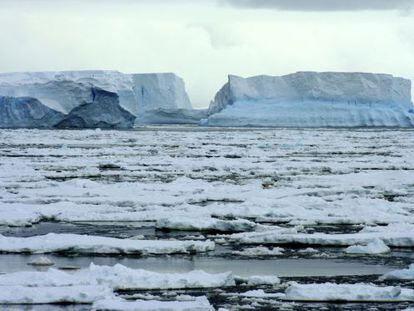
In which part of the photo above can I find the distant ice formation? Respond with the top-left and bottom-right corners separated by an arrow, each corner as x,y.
0,71 -> 195,128
1,70 -> 413,128
205,72 -> 414,127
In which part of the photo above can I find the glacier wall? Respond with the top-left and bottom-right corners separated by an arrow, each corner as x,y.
206,72 -> 414,127
0,71 -> 194,128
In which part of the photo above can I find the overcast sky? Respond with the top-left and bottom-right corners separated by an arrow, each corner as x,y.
0,0 -> 413,107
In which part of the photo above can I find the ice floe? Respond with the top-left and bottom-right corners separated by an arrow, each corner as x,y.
156,216 -> 258,232
0,263 -> 236,290
345,238 -> 390,254
283,282 -> 414,302
0,233 -> 215,255
92,296 -> 214,311
232,246 -> 284,257
380,264 -> 414,280
229,223 -> 414,247
0,285 -> 111,304
28,256 -> 55,266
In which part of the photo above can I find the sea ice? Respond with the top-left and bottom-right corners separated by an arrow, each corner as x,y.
284,282 -> 414,302
345,238 -> 390,254
380,264 -> 414,280
91,296 -> 214,311
0,285 -> 111,304
0,233 -> 215,255
0,263 -> 235,289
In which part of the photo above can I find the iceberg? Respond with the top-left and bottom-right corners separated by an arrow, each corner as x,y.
205,72 -> 414,127
0,96 -> 64,128
55,88 -> 135,129
0,70 -> 197,128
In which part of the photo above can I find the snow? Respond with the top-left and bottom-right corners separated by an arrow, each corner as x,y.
206,72 -> 414,127
284,282 -> 414,302
0,70 -> 196,128
92,296 -> 214,311
0,233 -> 215,255
345,238 -> 390,254
380,264 -> 414,280
0,285 -> 111,304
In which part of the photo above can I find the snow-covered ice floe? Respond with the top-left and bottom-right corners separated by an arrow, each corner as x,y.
0,264 -> 235,306
206,71 -> 414,127
229,223 -> 414,247
232,246 -> 284,257
0,233 -> 215,255
380,264 -> 414,280
345,238 -> 390,254
156,216 -> 258,232
283,282 -> 414,302
91,296 -> 214,311
0,263 -> 235,289
0,285 -> 111,304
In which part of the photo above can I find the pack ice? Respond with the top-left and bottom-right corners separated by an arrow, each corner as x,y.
205,72 -> 414,127
0,70 -> 200,128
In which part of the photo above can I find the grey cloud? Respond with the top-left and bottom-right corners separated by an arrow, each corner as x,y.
220,0 -> 413,11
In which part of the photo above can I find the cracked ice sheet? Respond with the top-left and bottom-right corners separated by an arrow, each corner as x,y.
0,233 -> 215,255
0,129 -> 414,228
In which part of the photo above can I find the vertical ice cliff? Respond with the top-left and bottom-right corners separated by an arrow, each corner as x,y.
206,72 -> 414,127
0,71 -> 196,128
